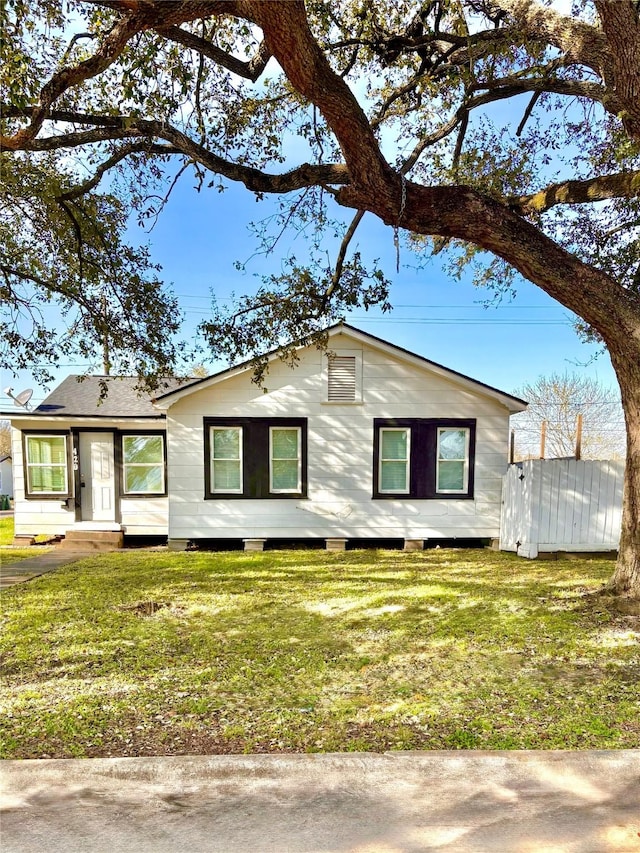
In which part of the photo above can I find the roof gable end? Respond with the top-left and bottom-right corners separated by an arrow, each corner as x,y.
153,323 -> 527,413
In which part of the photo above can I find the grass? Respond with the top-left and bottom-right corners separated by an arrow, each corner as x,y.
0,515 -> 15,545
0,515 -> 52,559
1,548 -> 638,758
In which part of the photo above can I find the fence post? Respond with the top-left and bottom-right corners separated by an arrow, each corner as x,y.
575,413 -> 583,460
540,420 -> 547,459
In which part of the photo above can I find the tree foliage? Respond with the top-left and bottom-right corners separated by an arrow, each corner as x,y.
1,152 -> 183,387
1,0 -> 640,593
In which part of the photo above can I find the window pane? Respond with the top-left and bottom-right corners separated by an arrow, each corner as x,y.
28,465 -> 67,493
439,429 -> 466,460
27,436 -> 66,465
213,460 -> 241,491
271,428 -> 298,459
123,435 -> 163,464
438,460 -> 465,491
213,428 -> 240,458
381,429 -> 407,460
381,460 -> 408,491
125,466 -> 163,493
272,459 -> 299,491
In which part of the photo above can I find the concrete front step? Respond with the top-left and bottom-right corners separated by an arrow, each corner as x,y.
59,531 -> 124,551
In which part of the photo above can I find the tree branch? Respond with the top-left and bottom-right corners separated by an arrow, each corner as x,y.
509,170 -> 640,214
7,109 -> 350,194
328,209 -> 365,297
155,25 -> 271,82
0,12 -> 145,150
594,0 -> 640,141
57,142 -> 176,201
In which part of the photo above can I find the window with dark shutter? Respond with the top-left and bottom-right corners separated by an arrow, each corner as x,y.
373,418 -> 476,499
203,417 -> 307,499
328,355 -> 356,402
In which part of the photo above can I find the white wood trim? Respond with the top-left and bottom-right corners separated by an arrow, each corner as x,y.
269,426 -> 302,493
210,425 -> 243,494
379,427 -> 410,494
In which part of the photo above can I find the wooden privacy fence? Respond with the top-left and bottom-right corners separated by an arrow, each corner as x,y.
500,459 -> 624,558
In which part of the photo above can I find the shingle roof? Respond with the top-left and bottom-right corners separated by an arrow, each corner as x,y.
31,376 -> 185,418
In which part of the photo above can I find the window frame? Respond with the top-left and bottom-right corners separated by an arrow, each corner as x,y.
269,426 -> 302,494
204,417 -> 307,499
23,431 -> 72,499
119,431 -> 167,498
378,427 -> 411,494
436,426 -> 470,495
210,425 -> 244,495
373,418 -> 476,500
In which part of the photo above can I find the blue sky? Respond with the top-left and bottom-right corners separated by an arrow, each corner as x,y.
134,178 -> 620,397
2,159 -> 620,411
1,1 -> 622,413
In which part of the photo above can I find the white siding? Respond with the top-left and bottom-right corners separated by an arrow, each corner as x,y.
10,419 -> 168,536
0,457 -> 13,498
120,497 -> 168,535
167,334 -> 512,541
11,425 -> 75,535
500,459 -> 624,557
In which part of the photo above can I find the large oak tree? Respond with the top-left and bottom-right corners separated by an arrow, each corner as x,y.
1,0 -> 639,595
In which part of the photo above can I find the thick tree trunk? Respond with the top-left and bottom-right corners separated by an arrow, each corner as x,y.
607,343 -> 640,596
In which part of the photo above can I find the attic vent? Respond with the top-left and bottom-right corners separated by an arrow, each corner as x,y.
328,355 -> 356,402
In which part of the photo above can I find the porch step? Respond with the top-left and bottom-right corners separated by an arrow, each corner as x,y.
59,530 -> 124,551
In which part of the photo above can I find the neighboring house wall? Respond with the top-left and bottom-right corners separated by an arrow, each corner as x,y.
10,421 -> 168,536
0,456 -> 13,498
500,459 -> 624,557
166,334 -> 512,541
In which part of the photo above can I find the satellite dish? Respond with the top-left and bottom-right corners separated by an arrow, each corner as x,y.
14,389 -> 33,407
4,387 -> 33,410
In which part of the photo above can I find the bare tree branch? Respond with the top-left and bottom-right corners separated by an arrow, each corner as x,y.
328,209 -> 365,297
57,142 -> 177,201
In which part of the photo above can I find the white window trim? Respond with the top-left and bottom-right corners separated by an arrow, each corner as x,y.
323,349 -> 363,404
25,434 -> 69,495
379,427 -> 410,494
269,426 -> 302,494
210,426 -> 243,494
436,427 -> 470,494
122,435 -> 165,495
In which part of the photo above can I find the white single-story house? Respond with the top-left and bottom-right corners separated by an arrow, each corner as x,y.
0,454 -> 12,500
3,324 -> 527,549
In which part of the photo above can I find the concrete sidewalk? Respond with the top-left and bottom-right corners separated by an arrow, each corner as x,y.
1,751 -> 639,852
0,549 -> 91,588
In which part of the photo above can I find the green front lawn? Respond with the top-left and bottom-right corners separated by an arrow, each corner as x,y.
1,548 -> 638,758
1,516 -> 53,559
0,515 -> 14,545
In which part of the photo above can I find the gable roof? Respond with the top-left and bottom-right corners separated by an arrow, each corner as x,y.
1,376 -> 186,420
153,322 -> 527,413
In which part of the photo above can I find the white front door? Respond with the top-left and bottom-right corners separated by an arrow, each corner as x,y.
79,432 -> 116,522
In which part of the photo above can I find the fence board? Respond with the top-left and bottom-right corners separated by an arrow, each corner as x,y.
501,459 -> 623,557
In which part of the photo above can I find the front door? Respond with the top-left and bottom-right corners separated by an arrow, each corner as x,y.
79,432 -> 116,522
